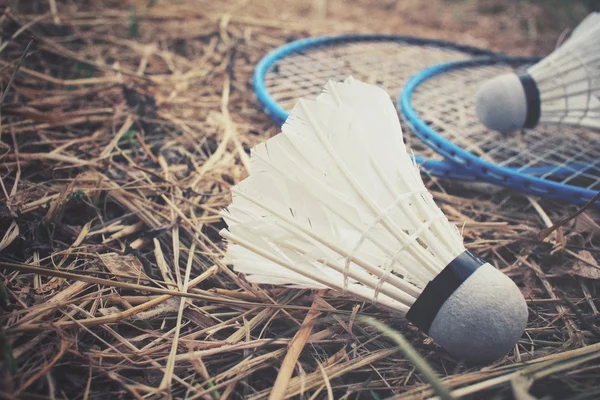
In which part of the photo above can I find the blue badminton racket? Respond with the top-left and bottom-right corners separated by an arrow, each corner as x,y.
253,34 -> 498,181
400,56 -> 600,206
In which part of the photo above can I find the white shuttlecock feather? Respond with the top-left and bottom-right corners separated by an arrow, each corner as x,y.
221,77 -> 528,363
476,12 -> 600,132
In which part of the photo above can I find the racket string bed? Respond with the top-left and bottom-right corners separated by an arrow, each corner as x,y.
265,42 -> 477,113
550,147 -> 600,188
261,39 -> 493,163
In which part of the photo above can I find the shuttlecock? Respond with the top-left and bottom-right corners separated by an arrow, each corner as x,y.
476,12 -> 600,133
220,77 -> 528,363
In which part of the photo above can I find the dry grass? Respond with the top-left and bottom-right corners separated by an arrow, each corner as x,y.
1,0 -> 599,399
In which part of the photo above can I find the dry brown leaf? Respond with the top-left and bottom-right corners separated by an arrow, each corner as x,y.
521,268 -> 544,298
551,250 -> 600,280
74,170 -> 110,200
37,278 -> 64,294
98,306 -> 121,316
573,211 -> 600,237
99,253 -> 150,283
131,297 -> 179,321
571,251 -> 600,280
44,184 -> 74,223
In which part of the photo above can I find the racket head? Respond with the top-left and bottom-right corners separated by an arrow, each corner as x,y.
253,34 -> 498,179
400,56 -> 600,206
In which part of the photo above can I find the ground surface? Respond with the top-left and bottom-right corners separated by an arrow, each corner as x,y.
1,1 -> 600,399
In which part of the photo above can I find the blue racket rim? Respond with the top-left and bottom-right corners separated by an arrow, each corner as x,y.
253,34 -> 498,179
400,55 -> 600,206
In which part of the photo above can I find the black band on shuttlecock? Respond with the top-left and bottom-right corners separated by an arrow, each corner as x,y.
518,73 -> 541,129
406,250 -> 486,334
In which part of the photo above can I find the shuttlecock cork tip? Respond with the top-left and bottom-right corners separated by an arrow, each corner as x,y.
407,255 -> 528,363
476,72 -> 539,133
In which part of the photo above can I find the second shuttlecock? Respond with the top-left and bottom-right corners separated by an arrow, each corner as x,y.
476,12 -> 600,133
221,76 -> 528,363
